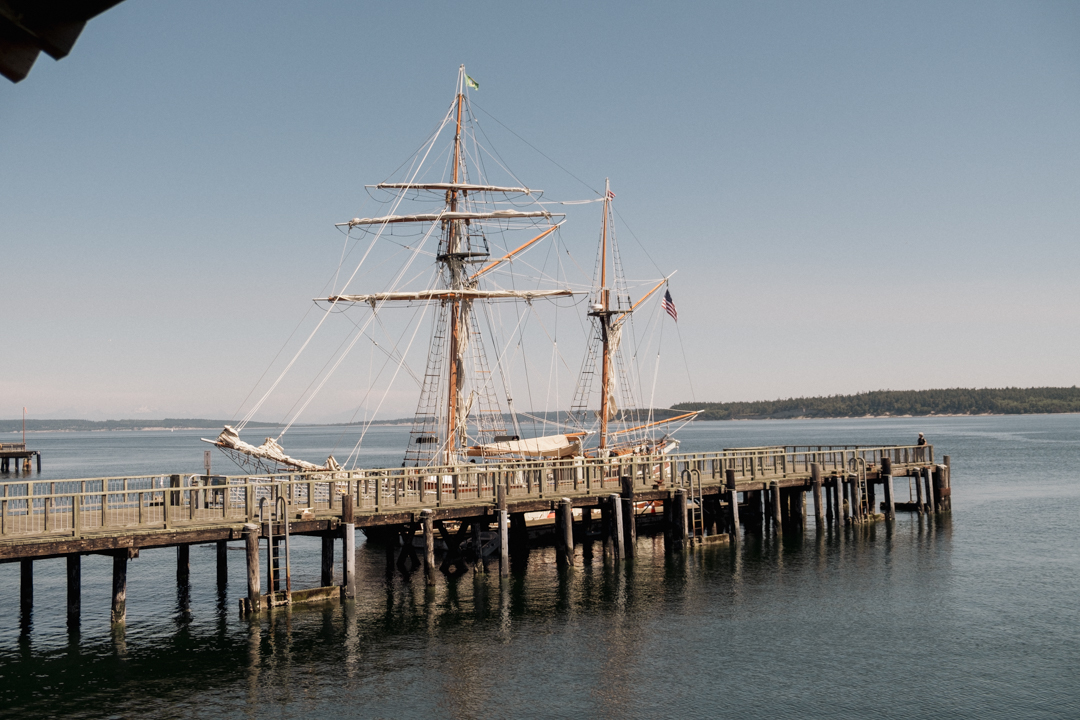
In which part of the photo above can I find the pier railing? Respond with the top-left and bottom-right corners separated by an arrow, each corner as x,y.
0,444 -> 932,540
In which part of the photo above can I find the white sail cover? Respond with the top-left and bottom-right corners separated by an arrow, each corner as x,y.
324,288 -> 578,304
466,433 -> 584,459
337,210 -> 554,227
205,425 -> 338,472
374,183 -> 533,194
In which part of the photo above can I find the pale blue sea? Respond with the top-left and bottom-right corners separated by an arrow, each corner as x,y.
0,415 -> 1077,719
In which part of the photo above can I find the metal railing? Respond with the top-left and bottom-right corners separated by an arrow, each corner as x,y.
0,444 -> 931,540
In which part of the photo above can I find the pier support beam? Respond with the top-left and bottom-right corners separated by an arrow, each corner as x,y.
556,498 -> 574,567
244,523 -> 261,612
20,558 -> 32,617
611,494 -> 625,560
924,467 -> 936,514
320,534 -> 334,586
831,477 -> 841,525
422,509 -> 436,586
725,469 -> 740,543
111,552 -> 128,625
342,496 -> 355,598
811,464 -> 824,531
216,540 -> 228,587
66,554 -> 81,627
509,512 -> 528,563
914,471 -> 925,514
620,477 -> 636,559
497,487 -> 509,578
673,488 -> 688,552
770,481 -> 782,537
177,544 -> 190,587
882,457 -> 895,521
941,456 -> 952,512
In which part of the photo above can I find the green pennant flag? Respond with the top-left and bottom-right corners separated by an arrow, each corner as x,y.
465,74 -> 479,90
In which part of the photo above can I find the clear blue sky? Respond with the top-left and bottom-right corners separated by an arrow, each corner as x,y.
2,1 -> 1078,422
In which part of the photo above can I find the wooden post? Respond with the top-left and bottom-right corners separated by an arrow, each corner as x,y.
177,544 -> 190,587
830,477 -> 841,524
342,496 -> 356,598
581,507 -> 594,559
914,470 -> 925,514
321,533 -> 335,586
850,478 -> 861,524
923,467 -> 936,514
601,498 -> 614,559
216,540 -> 228,587
497,486 -> 510,577
725,469 -> 740,543
770,481 -> 782,537
620,498 -> 635,559
557,498 -> 574,567
881,457 -> 895,521
472,520 -> 484,573
611,494 -> 625,560
942,455 -> 952,512
19,558 -> 32,616
499,508 -> 509,577
66,554 -> 80,627
111,552 -> 127,625
673,488 -> 688,552
620,476 -> 636,558
811,463 -> 824,530
422,509 -> 436,586
244,523 -> 261,613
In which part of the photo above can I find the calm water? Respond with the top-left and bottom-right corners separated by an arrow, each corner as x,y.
0,416 -> 1078,719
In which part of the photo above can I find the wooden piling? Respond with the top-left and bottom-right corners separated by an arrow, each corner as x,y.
557,498 -> 574,567
811,463 -> 824,530
941,455 -> 952,512
621,498 -> 635,558
725,469 -> 740,543
620,476 -> 636,558
244,523 -> 260,612
914,470 -> 925,514
342,496 -> 356,598
611,494 -> 625,560
841,478 -> 852,524
673,488 -> 688,551
499,509 -> 509,577
831,477 -> 841,524
321,534 -> 334,586
111,552 -> 127,625
177,544 -> 190,586
66,554 -> 80,626
770,481 -> 782,537
923,467 -> 936,514
881,457 -> 895,521
850,478 -> 862,524
497,486 -> 510,576
20,558 -> 32,617
422,509 -> 436,586
216,540 -> 228,587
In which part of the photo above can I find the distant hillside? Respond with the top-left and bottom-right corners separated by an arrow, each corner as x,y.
0,418 -> 282,433
673,387 -> 1080,420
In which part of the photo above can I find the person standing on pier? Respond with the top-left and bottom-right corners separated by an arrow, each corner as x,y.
917,432 -> 927,460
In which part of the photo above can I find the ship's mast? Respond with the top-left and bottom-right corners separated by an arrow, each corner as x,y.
598,178 -> 612,451
445,65 -> 467,464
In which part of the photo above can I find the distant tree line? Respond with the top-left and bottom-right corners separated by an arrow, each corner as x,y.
672,387 -> 1080,420
5,388 -> 1078,432
0,418 -> 281,433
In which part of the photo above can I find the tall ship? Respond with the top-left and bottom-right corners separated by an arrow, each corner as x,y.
206,66 -> 694,475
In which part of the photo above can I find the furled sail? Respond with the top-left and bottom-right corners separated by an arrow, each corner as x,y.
336,210 -> 556,227
322,288 -> 578,304
465,433 -> 586,459
202,425 -> 339,472
374,183 -> 533,194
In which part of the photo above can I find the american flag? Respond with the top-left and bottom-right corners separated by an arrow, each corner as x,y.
662,289 -> 677,322
606,189 -> 616,199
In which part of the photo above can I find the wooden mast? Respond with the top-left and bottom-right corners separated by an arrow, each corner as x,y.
445,66 -> 466,465
598,179 -> 611,451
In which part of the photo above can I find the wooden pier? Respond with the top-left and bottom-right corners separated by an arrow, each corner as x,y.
0,443 -> 950,626
0,443 -> 40,474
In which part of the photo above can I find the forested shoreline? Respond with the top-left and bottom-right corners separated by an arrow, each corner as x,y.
4,387 -> 1078,432
673,387 -> 1080,420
